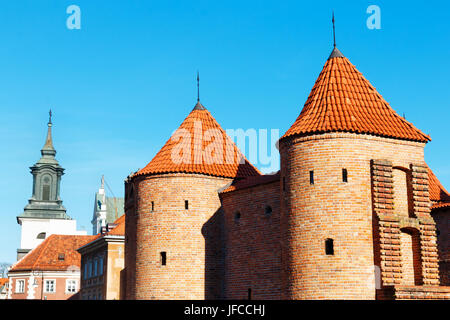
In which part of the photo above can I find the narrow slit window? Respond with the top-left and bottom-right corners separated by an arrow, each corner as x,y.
265,205 -> 272,217
309,171 -> 314,185
342,169 -> 348,182
42,185 -> 50,201
234,211 -> 241,223
248,288 -> 252,300
160,252 -> 167,266
325,238 -> 334,255
185,200 -> 189,210
151,201 -> 154,212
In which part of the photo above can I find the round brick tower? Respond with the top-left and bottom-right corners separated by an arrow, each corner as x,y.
125,100 -> 260,300
279,47 -> 430,299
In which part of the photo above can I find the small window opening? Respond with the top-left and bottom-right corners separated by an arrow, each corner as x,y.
37,232 -> 46,239
58,253 -> 65,261
325,238 -> 334,255
265,205 -> 272,217
234,211 -> 241,223
185,200 -> 189,210
151,201 -> 154,211
248,288 -> 252,300
342,169 -> 348,182
309,171 -> 314,184
160,252 -> 166,266
42,185 -> 50,201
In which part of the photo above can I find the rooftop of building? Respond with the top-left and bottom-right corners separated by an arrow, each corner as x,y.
281,47 -> 430,143
78,215 -> 125,253
9,234 -> 96,272
133,100 -> 261,179
429,167 -> 450,210
221,171 -> 280,194
0,279 -> 8,288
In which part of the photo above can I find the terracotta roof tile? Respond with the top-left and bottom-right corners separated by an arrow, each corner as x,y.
106,215 -> 125,236
0,278 -> 8,288
428,167 -> 450,211
281,48 -> 430,143
221,171 -> 280,193
134,103 -> 261,179
9,235 -> 96,272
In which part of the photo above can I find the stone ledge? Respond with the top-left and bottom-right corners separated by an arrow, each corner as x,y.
377,285 -> 450,300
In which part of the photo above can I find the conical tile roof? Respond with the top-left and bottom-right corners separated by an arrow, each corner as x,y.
134,102 -> 261,179
281,48 -> 430,143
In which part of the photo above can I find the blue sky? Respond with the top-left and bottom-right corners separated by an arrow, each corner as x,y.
0,1 -> 449,263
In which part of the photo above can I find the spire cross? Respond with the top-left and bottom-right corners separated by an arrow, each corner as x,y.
332,11 -> 336,48
197,71 -> 200,102
48,109 -> 52,125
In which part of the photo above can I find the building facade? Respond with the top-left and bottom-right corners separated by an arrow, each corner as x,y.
16,112 -> 86,261
78,215 -> 125,300
124,46 -> 450,300
7,234 -> 95,300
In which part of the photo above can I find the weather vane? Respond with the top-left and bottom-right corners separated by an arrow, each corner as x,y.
49,109 -> 52,124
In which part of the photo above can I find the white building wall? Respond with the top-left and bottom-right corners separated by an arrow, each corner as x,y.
20,218 -> 87,250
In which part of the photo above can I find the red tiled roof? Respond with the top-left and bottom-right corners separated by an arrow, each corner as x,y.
107,214 -> 125,236
78,215 -> 126,251
221,172 -> 280,193
9,235 -> 96,272
428,167 -> 450,210
134,102 -> 261,179
281,48 -> 430,143
0,278 -> 8,288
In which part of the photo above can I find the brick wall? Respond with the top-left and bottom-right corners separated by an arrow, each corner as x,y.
220,180 -> 281,299
280,132 -> 426,300
432,208 -> 450,285
125,173 -> 231,300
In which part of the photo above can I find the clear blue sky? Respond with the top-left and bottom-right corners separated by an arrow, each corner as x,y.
0,1 -> 449,263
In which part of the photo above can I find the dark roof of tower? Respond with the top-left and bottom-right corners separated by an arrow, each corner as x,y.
133,102 -> 261,179
281,47 -> 430,143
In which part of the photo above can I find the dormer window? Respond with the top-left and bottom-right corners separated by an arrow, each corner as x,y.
37,232 -> 46,239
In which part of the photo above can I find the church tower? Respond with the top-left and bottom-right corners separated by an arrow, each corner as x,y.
17,111 -> 86,260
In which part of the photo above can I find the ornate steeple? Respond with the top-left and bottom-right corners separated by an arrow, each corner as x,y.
41,109 -> 56,157
17,111 -> 69,222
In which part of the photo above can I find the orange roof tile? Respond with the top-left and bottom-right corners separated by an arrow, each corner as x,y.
221,171 -> 280,193
107,214 -> 125,236
134,102 -> 261,179
428,167 -> 450,210
281,48 -> 430,143
9,235 -> 96,272
0,278 -> 8,288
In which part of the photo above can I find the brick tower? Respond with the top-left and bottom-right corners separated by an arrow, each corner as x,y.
124,98 -> 260,300
279,46 -> 444,299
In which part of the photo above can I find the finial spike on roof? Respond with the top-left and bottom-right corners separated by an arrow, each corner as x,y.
332,11 -> 336,48
41,110 -> 56,156
197,71 -> 200,102
101,175 -> 105,189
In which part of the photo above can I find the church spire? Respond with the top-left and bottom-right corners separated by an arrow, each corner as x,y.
41,109 -> 56,157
